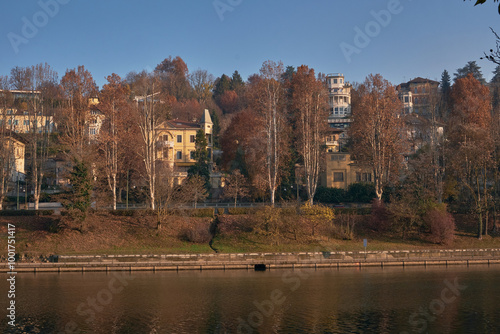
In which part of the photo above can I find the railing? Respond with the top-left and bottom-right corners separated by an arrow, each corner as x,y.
156,140 -> 174,148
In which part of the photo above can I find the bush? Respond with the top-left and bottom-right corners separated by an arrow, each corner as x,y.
425,205 -> 455,245
178,220 -> 212,243
314,187 -> 346,204
346,183 -> 376,203
217,215 -> 256,235
228,207 -> 258,215
0,210 -> 34,216
217,208 -> 225,215
368,200 -> 391,232
190,208 -> 215,218
110,210 -> 135,217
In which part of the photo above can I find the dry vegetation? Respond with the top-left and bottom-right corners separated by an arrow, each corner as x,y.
1,207 -> 500,260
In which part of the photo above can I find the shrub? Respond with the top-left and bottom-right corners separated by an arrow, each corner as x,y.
217,215 -> 255,235
425,205 -> 455,245
178,220 -> 212,243
228,207 -> 258,215
110,210 -> 135,217
190,208 -> 215,218
368,200 -> 391,232
217,208 -> 225,215
314,187 -> 346,204
346,183 -> 376,203
300,203 -> 335,236
0,210 -> 36,216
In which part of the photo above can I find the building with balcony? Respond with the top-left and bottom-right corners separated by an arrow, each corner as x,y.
326,73 -> 352,129
156,109 -> 214,184
396,77 -> 440,116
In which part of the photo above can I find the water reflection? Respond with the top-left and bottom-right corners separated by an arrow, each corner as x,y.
1,265 -> 499,333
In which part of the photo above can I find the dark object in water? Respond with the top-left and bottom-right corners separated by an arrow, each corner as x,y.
254,264 -> 266,271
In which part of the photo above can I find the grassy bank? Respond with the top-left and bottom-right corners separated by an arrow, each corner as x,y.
0,209 -> 499,259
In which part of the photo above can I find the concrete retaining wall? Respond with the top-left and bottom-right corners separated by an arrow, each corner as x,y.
4,249 -> 500,273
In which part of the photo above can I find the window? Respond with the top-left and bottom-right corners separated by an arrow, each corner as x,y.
404,96 -> 409,103
334,79 -> 337,84
356,172 -> 361,182
340,78 -> 343,83
177,135 -> 182,143
176,151 -> 182,160
330,155 -> 346,161
333,172 -> 344,182
90,128 -> 96,135
190,151 -> 195,160
414,87 -> 418,94
13,120 -> 18,126
363,173 -> 372,182
24,120 -> 29,126
190,135 -> 195,143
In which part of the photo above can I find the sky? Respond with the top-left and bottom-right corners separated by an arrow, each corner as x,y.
0,0 -> 499,89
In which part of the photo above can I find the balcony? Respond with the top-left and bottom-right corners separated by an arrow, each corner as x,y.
157,140 -> 174,148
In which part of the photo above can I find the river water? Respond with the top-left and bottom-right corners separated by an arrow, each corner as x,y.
1,265 -> 500,333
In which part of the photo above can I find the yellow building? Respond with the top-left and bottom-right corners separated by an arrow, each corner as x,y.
0,109 -> 55,134
321,152 -> 373,190
1,133 -> 27,182
156,109 -> 213,183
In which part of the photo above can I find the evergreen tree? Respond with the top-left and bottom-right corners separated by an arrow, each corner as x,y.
210,110 -> 221,149
230,70 -> 244,91
491,65 -> 500,83
187,129 -> 211,189
491,65 -> 500,109
213,74 -> 231,100
68,160 -> 92,214
282,65 -> 296,84
440,70 -> 451,95
453,61 -> 486,84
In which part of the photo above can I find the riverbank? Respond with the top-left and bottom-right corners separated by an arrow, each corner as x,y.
2,211 -> 500,262
3,249 -> 500,273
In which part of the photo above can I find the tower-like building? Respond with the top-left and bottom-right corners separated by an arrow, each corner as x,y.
325,73 -> 352,152
326,73 -> 352,129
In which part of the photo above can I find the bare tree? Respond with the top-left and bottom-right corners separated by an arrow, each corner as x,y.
18,63 -> 58,210
252,60 -> 288,205
189,69 -> 214,105
223,169 -> 250,207
183,175 -> 208,209
291,65 -> 329,205
59,65 -> 98,162
132,71 -> 165,210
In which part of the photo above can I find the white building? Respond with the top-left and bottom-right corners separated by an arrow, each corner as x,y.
326,73 -> 352,129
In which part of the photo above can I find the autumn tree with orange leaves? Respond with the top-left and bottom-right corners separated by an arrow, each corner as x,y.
349,74 -> 405,202
448,73 -> 493,239
97,74 -> 137,210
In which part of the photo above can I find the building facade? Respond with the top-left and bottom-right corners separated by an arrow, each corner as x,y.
156,109 -> 214,184
321,152 -> 373,190
326,73 -> 352,129
397,77 -> 440,116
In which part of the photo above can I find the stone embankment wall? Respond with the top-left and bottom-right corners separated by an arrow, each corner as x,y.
3,249 -> 500,273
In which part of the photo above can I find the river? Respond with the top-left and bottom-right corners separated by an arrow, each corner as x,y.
1,265 -> 499,333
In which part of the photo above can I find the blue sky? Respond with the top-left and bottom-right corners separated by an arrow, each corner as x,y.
1,0 -> 499,89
